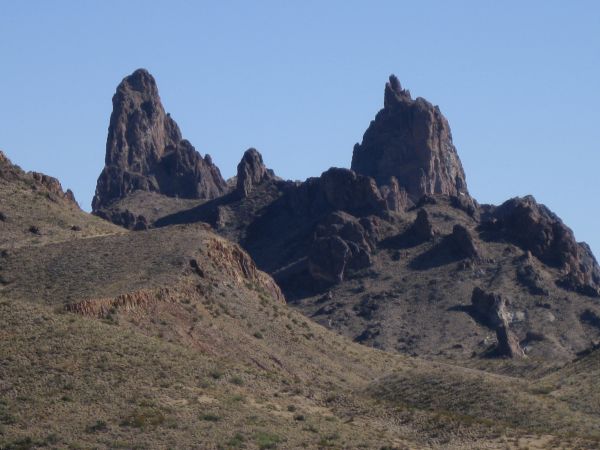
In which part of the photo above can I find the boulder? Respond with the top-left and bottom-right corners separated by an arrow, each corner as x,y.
307,211 -> 373,284
471,287 -> 524,358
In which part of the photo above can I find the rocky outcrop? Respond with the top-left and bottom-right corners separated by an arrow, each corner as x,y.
65,288 -> 174,317
94,209 -> 148,231
351,75 -> 469,202
308,211 -> 373,284
410,209 -> 436,242
516,257 -> 549,296
378,176 -> 411,212
236,148 -> 275,198
29,172 -> 78,206
471,287 -> 524,358
204,237 -> 285,304
0,151 -> 78,207
288,168 -> 387,218
448,225 -> 480,259
488,196 -> 600,296
92,69 -> 227,211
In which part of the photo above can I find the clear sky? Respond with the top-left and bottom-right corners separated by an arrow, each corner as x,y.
1,1 -> 599,255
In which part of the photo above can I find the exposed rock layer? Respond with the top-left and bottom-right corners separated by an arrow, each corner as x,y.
0,151 -> 78,207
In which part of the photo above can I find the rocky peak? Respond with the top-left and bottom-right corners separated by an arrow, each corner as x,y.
236,148 -> 275,198
384,74 -> 412,107
351,75 -> 469,203
92,69 -> 227,211
487,195 -> 600,296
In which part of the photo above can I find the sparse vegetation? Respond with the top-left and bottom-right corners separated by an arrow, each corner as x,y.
2,155 -> 600,449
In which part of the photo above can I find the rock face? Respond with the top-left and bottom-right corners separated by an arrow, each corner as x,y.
488,196 -> 600,296
94,209 -> 148,231
308,211 -> 373,284
351,75 -> 469,202
289,168 -> 388,218
448,224 -> 480,259
471,287 -> 524,358
30,172 -> 78,206
516,258 -> 549,296
92,69 -> 227,210
236,148 -> 275,198
410,209 -> 436,242
0,151 -> 78,207
378,176 -> 411,212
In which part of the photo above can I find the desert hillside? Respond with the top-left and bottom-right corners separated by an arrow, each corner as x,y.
2,71 -> 600,449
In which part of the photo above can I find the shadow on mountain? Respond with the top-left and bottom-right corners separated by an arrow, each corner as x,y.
154,192 -> 236,228
409,238 -> 465,270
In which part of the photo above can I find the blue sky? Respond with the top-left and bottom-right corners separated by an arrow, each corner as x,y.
1,1 -> 599,255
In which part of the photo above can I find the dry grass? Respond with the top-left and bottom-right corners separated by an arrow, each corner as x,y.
2,169 -> 600,448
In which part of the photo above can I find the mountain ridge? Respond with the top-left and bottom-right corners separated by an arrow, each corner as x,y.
86,69 -> 600,365
3,69 -> 600,448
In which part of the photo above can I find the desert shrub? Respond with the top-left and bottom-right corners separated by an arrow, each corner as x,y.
209,370 -> 223,380
200,413 -> 220,422
229,376 -> 244,386
226,433 -> 245,448
121,409 -> 165,428
255,431 -> 281,449
86,420 -> 108,433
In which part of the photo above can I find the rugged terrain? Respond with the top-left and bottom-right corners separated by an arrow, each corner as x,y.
2,70 -> 600,449
93,71 -> 600,368
1,153 -> 600,449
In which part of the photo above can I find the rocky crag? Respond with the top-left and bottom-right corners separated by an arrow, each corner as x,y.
92,69 -> 227,226
91,70 -> 600,364
351,75 -> 469,204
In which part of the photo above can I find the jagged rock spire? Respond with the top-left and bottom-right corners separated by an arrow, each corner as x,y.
384,74 -> 411,107
235,148 -> 275,198
352,75 -> 469,202
92,69 -> 227,210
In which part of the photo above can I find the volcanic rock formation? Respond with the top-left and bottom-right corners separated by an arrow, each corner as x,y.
288,168 -> 388,219
308,211 -> 374,284
471,287 -> 525,358
236,148 -> 275,198
92,69 -> 227,211
87,72 -> 600,364
351,75 -> 469,202
484,196 -> 600,296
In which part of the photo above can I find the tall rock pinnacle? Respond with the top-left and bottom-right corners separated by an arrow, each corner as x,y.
92,69 -> 227,210
235,148 -> 275,198
351,75 -> 469,202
